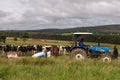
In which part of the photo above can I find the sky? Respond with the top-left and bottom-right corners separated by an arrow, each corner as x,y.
0,0 -> 120,30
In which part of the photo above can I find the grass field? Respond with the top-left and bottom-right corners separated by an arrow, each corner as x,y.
0,38 -> 120,80
1,57 -> 120,80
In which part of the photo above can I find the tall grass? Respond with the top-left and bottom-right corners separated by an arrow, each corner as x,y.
0,56 -> 120,80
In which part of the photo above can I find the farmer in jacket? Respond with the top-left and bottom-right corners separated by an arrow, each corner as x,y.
79,38 -> 85,47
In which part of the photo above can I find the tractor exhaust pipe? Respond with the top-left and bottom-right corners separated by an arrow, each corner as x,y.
98,37 -> 101,46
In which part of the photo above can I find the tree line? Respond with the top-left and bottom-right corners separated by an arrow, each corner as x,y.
0,31 -> 29,43
0,31 -> 120,45
30,33 -> 120,45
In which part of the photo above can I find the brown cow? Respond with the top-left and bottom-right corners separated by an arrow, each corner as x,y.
51,45 -> 59,57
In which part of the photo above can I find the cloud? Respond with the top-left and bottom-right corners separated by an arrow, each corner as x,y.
0,10 -> 9,18
0,0 -> 120,30
26,0 -> 120,17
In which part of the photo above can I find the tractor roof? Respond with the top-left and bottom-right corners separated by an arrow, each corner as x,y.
73,32 -> 93,35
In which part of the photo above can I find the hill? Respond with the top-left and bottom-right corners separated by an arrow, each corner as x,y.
26,24 -> 120,34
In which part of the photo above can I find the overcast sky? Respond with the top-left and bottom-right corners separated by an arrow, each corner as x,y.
0,0 -> 120,30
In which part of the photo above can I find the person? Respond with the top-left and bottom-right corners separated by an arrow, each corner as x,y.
32,47 -> 51,58
112,45 -> 119,59
32,50 -> 46,58
32,47 -> 47,58
79,38 -> 85,47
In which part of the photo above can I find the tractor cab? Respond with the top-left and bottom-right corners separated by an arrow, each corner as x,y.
70,32 -> 92,51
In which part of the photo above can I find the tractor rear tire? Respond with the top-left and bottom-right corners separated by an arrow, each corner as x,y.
70,48 -> 87,60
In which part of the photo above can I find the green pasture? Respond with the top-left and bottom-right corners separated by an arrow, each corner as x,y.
0,37 -> 120,80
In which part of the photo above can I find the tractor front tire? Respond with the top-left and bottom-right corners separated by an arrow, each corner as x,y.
70,48 -> 87,60
101,53 -> 112,62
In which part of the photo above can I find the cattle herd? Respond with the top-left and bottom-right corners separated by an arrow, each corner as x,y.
0,44 -> 71,58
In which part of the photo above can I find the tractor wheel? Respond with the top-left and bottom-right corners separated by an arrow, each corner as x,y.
70,48 -> 87,60
101,53 -> 111,62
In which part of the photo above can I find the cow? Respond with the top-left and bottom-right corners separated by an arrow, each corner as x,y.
51,45 -> 59,57
59,46 -> 71,55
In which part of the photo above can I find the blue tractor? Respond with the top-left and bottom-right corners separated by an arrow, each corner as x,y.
70,32 -> 111,62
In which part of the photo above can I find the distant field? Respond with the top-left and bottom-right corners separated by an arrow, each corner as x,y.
0,37 -> 71,46
1,37 -> 120,51
0,37 -> 120,80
